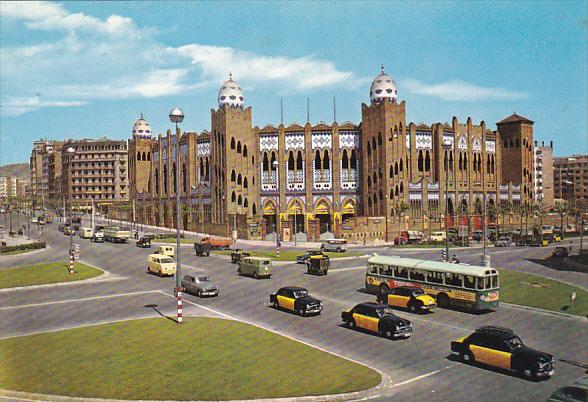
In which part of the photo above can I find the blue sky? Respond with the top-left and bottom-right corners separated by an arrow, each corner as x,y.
1,1 -> 586,165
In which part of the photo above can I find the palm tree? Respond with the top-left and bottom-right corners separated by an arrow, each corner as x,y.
554,201 -> 568,239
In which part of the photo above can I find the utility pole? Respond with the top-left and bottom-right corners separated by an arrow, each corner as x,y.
170,107 -> 184,324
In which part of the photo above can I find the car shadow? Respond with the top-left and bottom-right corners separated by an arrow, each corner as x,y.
336,323 -> 408,341
444,354 -> 547,382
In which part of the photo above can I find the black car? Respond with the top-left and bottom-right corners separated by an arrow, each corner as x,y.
136,236 -> 151,248
270,286 -> 323,316
296,250 -> 324,264
528,238 -> 542,247
451,326 -> 555,380
516,238 -> 529,246
341,302 -> 412,339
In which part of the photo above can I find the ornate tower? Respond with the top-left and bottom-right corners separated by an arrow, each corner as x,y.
360,66 -> 408,229
497,113 -> 535,205
129,114 -> 153,199
209,74 -> 259,226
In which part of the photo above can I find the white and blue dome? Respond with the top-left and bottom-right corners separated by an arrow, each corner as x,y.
370,66 -> 397,104
218,73 -> 244,109
132,113 -> 152,138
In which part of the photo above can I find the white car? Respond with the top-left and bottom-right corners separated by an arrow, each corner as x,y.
31,217 -> 38,223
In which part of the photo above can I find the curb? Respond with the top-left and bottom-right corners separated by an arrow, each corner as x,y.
0,263 -> 118,293
501,302 -> 588,320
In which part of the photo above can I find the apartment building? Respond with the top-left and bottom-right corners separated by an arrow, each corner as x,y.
534,141 -> 554,208
554,154 -> 588,206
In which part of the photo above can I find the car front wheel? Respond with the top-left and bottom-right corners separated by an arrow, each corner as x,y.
349,319 -> 356,328
461,351 -> 474,364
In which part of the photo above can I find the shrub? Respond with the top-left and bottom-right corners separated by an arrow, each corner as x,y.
0,242 -> 46,254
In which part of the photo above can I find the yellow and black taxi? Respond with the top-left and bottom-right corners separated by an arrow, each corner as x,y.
377,286 -> 436,313
341,302 -> 412,339
270,286 -> 323,316
451,326 -> 555,380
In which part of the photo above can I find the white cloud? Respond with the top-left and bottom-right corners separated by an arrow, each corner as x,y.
0,1 -> 360,116
175,44 -> 358,91
1,97 -> 88,117
404,79 -> 528,102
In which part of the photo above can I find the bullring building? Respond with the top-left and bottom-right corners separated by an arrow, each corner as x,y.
130,68 -> 533,241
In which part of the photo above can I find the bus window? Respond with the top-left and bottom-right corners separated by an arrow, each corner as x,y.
485,276 -> 491,289
464,276 -> 475,289
477,277 -> 485,290
379,265 -> 390,276
491,275 -> 499,289
427,271 -> 443,284
410,270 -> 425,281
395,266 -> 408,278
368,264 -> 378,274
446,273 -> 463,287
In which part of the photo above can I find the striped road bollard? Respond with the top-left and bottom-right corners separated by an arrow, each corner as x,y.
68,251 -> 74,274
177,289 -> 183,323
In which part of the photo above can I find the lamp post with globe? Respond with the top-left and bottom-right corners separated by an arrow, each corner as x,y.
169,107 -> 184,324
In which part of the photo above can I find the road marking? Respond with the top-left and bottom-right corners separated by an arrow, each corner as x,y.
180,264 -> 205,272
390,364 -> 458,388
0,290 -> 160,311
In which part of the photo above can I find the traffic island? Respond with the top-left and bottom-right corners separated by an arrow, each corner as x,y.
215,249 -> 364,261
498,268 -> 588,316
0,261 -> 103,289
0,317 -> 381,401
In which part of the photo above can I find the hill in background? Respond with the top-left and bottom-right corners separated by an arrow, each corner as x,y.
0,163 -> 29,180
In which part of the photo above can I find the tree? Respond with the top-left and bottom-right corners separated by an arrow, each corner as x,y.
554,201 -> 568,239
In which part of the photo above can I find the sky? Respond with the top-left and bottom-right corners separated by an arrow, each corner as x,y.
1,1 -> 587,165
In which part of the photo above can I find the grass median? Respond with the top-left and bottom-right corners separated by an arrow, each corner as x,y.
498,268 -> 587,316
0,317 -> 381,400
0,261 -> 103,289
215,249 -> 364,261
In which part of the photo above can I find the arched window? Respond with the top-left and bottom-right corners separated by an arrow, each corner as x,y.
270,152 -> 277,171
200,158 -> 204,177
231,192 -> 236,202
379,189 -> 383,200
372,137 -> 377,151
367,143 -> 371,157
473,154 -> 477,172
237,174 -> 242,185
244,198 -> 248,208
238,195 -> 242,205
252,203 -> 257,215
243,145 -> 248,157
491,155 -> 495,174
368,196 -> 372,209
205,158 -> 209,181
425,151 -> 431,172
449,151 -> 454,171
444,151 -> 448,171
296,151 -> 303,170
142,152 -> 146,161
263,153 -> 269,171
342,150 -> 349,169
418,150 -> 424,172
252,155 -> 255,166
315,150 -> 321,169
367,176 -> 371,187
395,162 -> 399,175
237,141 -> 242,153
400,182 -> 404,194
389,164 -> 393,178
395,185 -> 399,196
288,151 -> 295,170
463,154 -> 468,171
147,152 -> 150,161
231,170 -> 236,182
478,155 -> 482,172
459,153 -> 463,170
154,168 -> 159,194
163,164 -> 168,193
323,150 -> 330,169
182,163 -> 187,192
230,137 -> 235,149
378,132 -> 382,145
373,192 -> 378,205
350,150 -> 357,170
243,177 -> 248,188
172,163 -> 177,193
390,189 -> 394,198
137,151 -> 141,160
400,159 -> 404,172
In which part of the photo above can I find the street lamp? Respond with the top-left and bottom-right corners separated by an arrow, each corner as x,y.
272,160 -> 280,257
169,107 -> 184,324
442,139 -> 452,262
66,146 -> 76,273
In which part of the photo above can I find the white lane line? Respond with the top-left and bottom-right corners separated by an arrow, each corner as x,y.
180,264 -> 205,272
390,364 -> 458,388
329,266 -> 365,272
0,290 -> 160,311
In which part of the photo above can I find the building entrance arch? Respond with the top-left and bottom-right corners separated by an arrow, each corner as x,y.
263,200 -> 278,238
315,199 -> 333,238
342,199 -> 356,222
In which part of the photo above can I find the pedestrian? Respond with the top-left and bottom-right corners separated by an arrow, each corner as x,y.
451,254 -> 460,264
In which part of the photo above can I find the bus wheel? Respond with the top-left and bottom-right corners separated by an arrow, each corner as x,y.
437,293 -> 450,308
379,283 -> 390,295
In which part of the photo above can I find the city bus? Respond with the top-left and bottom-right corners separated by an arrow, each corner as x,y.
365,255 -> 499,311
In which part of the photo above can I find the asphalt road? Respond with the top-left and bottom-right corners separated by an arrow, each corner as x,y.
1,217 -> 587,402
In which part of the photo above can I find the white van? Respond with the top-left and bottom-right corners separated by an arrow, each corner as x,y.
429,231 -> 446,242
147,254 -> 177,277
79,227 -> 94,239
155,245 -> 175,257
